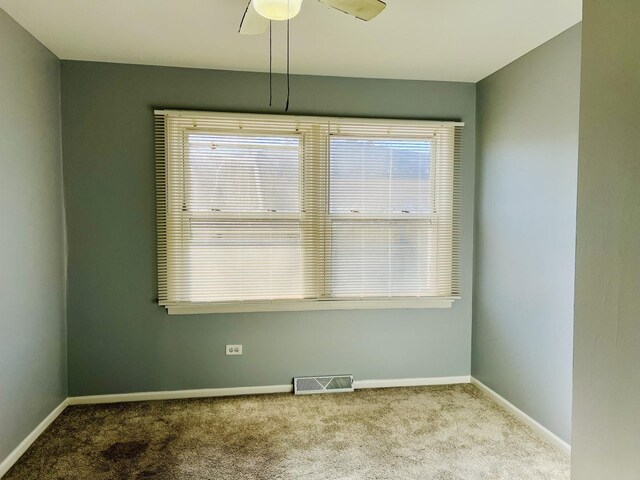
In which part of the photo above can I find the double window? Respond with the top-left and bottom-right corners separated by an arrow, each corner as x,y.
156,111 -> 462,314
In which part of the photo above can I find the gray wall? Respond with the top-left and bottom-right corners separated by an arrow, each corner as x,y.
60,61 -> 476,396
0,10 -> 66,464
473,25 -> 581,443
572,1 -> 640,477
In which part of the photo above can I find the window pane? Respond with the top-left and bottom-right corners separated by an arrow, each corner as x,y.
330,221 -> 433,298
187,133 -> 300,213
184,219 -> 303,302
329,137 -> 432,215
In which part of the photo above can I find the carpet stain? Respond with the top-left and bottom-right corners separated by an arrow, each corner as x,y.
3,385 -> 570,480
102,441 -> 149,461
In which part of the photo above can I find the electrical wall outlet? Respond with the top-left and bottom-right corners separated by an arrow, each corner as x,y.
226,344 -> 243,356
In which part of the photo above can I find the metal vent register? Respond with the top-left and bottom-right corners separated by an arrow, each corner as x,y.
294,375 -> 354,395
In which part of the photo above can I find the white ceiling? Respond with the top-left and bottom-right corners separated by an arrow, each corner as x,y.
0,0 -> 581,82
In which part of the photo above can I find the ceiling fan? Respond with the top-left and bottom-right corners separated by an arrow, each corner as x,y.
238,0 -> 386,110
239,0 -> 387,35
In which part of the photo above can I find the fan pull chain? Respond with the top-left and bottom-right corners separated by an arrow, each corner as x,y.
269,20 -> 273,107
285,18 -> 290,112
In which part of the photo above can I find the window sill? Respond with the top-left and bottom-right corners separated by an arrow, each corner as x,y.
164,297 -> 459,315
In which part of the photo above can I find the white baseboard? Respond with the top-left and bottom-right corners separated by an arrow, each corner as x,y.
67,384 -> 294,405
470,377 -> 571,455
0,399 -> 69,478
354,376 -> 471,389
68,376 -> 471,405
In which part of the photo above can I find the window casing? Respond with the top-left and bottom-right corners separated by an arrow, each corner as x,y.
156,111 -> 462,314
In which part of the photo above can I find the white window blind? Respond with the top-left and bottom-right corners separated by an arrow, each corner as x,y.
156,111 -> 462,314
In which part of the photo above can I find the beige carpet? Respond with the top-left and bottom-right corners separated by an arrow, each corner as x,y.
5,385 -> 570,479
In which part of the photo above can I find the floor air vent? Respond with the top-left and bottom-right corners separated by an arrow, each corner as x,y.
294,375 -> 354,395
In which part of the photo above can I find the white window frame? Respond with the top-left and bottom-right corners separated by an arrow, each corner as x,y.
326,134 -> 440,300
156,110 -> 462,314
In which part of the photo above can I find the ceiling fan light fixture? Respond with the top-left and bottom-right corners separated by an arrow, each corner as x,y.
253,0 -> 303,21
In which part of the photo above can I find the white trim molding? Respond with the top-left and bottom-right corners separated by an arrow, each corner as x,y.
69,376 -> 471,405
68,377 -> 471,405
167,298 -> 456,315
67,384 -> 294,405
471,377 -> 571,455
355,376 -> 470,390
0,399 -> 69,478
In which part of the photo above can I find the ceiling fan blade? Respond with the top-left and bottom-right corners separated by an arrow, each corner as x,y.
239,0 -> 269,35
319,0 -> 386,21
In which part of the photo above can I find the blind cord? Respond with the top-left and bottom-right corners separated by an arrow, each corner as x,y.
285,18 -> 291,112
269,21 -> 273,107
